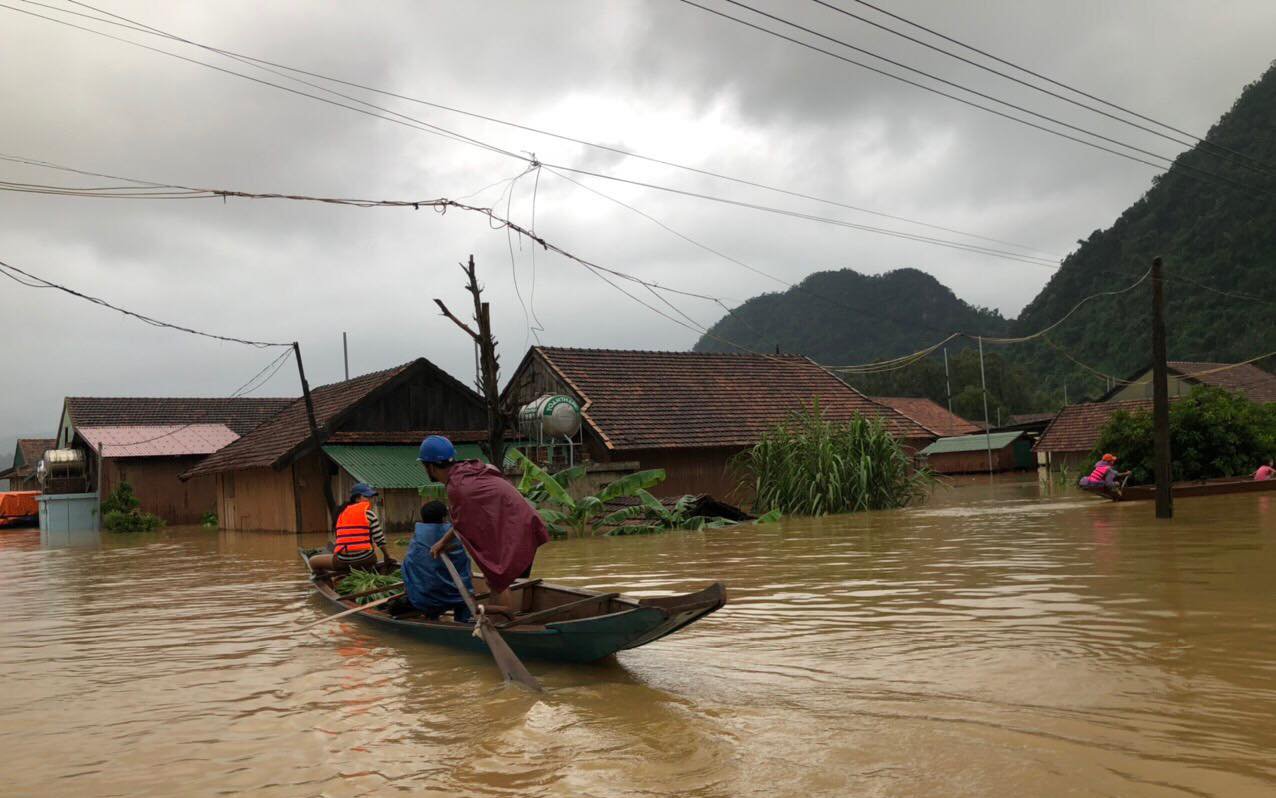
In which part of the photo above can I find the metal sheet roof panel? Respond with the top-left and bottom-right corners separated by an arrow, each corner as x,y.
920,431 -> 1024,455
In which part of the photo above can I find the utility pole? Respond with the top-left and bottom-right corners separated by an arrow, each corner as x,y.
978,336 -> 993,474
292,341 -> 337,525
943,346 -> 953,415
435,255 -> 513,469
1150,256 -> 1174,518
342,331 -> 349,381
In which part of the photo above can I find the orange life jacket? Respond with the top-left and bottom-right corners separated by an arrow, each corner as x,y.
1088,462 -> 1111,482
334,500 -> 373,557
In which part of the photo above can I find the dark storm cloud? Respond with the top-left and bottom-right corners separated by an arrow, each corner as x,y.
2,0 -> 1274,438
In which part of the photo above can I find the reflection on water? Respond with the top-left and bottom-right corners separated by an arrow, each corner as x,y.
1,478 -> 1274,796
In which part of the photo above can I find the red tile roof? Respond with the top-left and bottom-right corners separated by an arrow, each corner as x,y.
17,438 -> 56,466
184,362 -> 416,477
325,430 -> 489,445
1169,361 -> 1276,404
873,397 -> 981,437
1033,400 -> 1153,453
66,397 -> 292,436
530,347 -> 930,450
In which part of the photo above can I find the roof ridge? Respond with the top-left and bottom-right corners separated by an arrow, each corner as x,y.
536,346 -> 807,359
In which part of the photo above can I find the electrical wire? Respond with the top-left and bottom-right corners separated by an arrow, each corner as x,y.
809,0 -> 1276,177
24,0 -> 1058,258
841,0 -> 1276,176
1,1 -> 1062,267
680,0 -> 1273,199
0,258 -> 290,347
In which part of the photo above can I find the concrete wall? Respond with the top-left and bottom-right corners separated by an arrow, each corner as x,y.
100,456 -> 218,525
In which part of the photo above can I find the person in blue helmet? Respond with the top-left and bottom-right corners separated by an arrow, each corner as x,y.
307,482 -> 396,574
397,501 -> 473,622
417,434 -> 548,613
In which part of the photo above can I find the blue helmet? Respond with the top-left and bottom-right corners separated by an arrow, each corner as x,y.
349,482 -> 378,499
417,435 -> 456,464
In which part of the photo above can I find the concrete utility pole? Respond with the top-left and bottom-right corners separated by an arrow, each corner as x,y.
342,332 -> 349,381
978,336 -> 993,474
1150,257 -> 1174,518
943,347 -> 953,415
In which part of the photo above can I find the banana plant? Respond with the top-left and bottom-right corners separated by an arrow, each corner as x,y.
509,449 -> 667,537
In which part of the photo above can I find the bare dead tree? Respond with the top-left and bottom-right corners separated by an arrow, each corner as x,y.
434,255 -> 516,468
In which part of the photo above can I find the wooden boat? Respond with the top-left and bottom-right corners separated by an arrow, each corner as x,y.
299,548 -> 727,663
1083,476 -> 1276,502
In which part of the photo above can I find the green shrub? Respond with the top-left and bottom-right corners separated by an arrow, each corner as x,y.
200,511 -> 218,528
101,483 -> 164,533
1093,385 -> 1276,484
734,401 -> 932,516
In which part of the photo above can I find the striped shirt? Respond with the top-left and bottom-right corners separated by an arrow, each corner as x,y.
335,504 -> 387,561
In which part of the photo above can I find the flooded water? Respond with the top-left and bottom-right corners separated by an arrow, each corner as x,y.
2,478 -> 1274,797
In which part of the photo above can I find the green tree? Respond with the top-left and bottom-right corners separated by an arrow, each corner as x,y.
1092,386 -> 1276,484
101,482 -> 164,533
508,449 -> 668,537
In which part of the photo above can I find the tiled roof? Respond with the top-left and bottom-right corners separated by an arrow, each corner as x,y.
184,362 -> 417,477
66,397 -> 292,435
16,438 -> 56,467
78,424 -> 240,458
531,347 -> 930,450
1009,413 -> 1057,425
1033,400 -> 1153,453
873,397 -> 981,437
1169,361 -> 1276,404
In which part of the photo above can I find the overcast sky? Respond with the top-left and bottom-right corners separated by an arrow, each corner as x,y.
2,0 -> 1274,439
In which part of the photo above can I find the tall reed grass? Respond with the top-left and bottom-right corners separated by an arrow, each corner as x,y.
734,403 -> 932,516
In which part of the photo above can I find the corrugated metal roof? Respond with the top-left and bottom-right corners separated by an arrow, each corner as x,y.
920,431 -> 1024,455
78,424 -> 240,457
322,444 -> 518,490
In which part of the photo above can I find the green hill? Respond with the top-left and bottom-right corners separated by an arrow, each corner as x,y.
1008,64 -> 1276,398
692,267 -> 1008,365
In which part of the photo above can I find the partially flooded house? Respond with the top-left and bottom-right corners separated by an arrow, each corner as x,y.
504,347 -> 932,498
183,358 -> 487,533
0,437 -> 56,492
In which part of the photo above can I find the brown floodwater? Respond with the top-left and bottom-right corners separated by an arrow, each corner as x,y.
2,477 -> 1274,797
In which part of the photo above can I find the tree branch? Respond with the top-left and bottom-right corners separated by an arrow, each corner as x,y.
434,298 -> 480,341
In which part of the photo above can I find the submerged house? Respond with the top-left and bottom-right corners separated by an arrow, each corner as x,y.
918,431 -> 1034,474
56,397 -> 293,524
504,347 -> 932,498
0,438 -> 56,492
1032,400 -> 1153,473
183,358 -> 487,533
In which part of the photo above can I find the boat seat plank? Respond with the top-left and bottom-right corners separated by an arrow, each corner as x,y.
499,593 -> 620,629
472,579 -> 542,602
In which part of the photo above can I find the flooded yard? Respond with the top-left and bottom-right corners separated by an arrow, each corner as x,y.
1,477 -> 1274,796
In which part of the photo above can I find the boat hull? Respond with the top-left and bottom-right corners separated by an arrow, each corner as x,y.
1084,477 -> 1276,502
299,548 -> 725,663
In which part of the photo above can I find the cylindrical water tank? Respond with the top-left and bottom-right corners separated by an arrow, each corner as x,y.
39,449 -> 86,484
518,394 -> 581,437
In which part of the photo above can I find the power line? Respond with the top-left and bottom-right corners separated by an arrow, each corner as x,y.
680,0 -> 1273,199
24,0 -> 1058,258
1,0 -> 1062,267
808,0 -> 1276,177
0,258 -> 290,347
840,0 -> 1276,176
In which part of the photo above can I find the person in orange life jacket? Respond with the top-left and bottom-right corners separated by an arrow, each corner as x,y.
1079,453 -> 1130,494
417,435 -> 549,616
307,483 -> 396,573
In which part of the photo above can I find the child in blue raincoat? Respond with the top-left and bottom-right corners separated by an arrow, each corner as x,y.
401,501 -> 473,623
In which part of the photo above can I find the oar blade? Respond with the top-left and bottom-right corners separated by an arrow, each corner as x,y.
478,621 -> 543,691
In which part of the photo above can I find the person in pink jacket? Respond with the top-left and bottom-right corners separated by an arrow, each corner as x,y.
1255,458 -> 1275,481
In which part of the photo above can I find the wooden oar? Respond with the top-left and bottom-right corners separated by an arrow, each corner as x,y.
299,591 -> 404,630
440,555 -> 543,692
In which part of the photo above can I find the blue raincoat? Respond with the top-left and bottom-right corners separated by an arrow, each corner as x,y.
401,522 -> 473,622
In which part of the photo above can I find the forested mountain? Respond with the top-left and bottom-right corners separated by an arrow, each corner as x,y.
1007,63 -> 1276,397
692,267 -> 1008,365
695,64 -> 1276,408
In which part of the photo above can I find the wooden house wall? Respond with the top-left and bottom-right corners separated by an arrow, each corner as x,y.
341,371 -> 486,433
611,446 -> 744,501
216,465 -> 313,533
925,446 -> 1021,475
99,456 -> 218,524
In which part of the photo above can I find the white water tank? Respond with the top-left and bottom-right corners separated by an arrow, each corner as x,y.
518,394 -> 581,437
